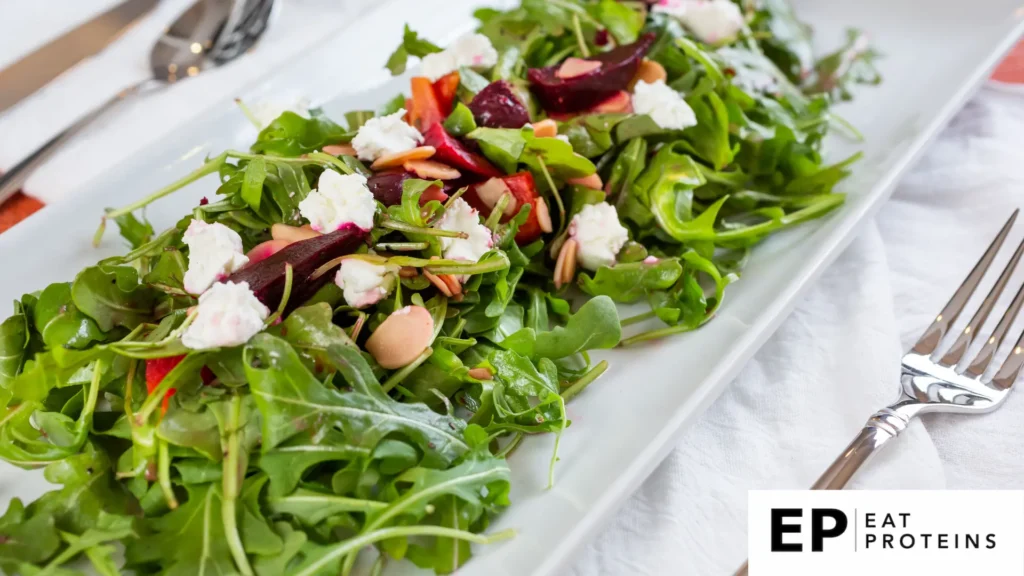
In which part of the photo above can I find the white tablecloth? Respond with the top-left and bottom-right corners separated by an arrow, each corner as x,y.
3,3 -> 1024,575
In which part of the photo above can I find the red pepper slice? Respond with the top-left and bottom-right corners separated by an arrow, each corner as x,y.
464,172 -> 544,244
432,71 -> 461,117
145,356 -> 216,413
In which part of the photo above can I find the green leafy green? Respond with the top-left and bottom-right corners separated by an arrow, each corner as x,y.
386,25 -> 444,76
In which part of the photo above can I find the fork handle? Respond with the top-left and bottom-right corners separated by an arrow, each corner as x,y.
811,407 -> 911,490
734,408 -> 912,576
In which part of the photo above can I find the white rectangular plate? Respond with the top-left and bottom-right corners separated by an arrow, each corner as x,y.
1,1 -> 1022,574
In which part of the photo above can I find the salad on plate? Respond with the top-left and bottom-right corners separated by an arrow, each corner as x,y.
0,0 -> 878,574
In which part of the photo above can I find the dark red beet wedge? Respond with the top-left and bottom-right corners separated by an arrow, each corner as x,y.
367,170 -> 414,206
527,33 -> 655,113
469,80 -> 531,128
227,226 -> 367,313
422,124 -> 503,178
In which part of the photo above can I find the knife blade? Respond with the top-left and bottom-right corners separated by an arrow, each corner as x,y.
0,0 -> 159,114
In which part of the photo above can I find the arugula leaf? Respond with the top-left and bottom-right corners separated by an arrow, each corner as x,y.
443,103 -> 478,137
386,25 -> 443,76
0,301 -> 30,389
34,283 -> 107,350
251,109 -> 350,157
590,0 -> 642,44
579,258 -> 684,303
244,335 -> 470,468
0,499 -> 61,569
113,212 -> 154,249
466,127 -> 528,174
277,303 -> 356,367
71,266 -> 157,332
258,429 -> 368,498
241,157 -> 268,211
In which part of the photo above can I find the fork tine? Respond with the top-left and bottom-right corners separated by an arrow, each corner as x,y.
940,236 -> 1024,367
912,210 -> 1019,355
965,274 -> 1024,378
988,319 -> 1024,390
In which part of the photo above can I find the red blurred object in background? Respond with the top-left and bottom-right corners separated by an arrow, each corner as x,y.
991,40 -> 1024,84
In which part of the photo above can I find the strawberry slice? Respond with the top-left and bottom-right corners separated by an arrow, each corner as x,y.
432,71 -> 461,116
465,172 -> 544,244
422,124 -> 502,178
409,77 -> 445,132
145,356 -> 216,412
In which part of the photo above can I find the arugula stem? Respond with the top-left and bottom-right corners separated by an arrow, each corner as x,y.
234,98 -> 263,129
392,253 -> 511,276
96,152 -> 229,246
268,494 -> 388,513
712,194 -> 844,243
620,311 -> 657,327
571,13 -> 591,57
264,263 -> 294,326
369,555 -> 387,576
222,394 -> 254,576
381,347 -> 434,393
485,193 -> 511,231
381,219 -> 468,238
373,241 -> 430,251
495,432 -> 523,458
157,438 -> 179,509
561,360 -> 609,402
620,323 -> 699,346
305,151 -> 355,174
349,312 -> 368,341
136,353 -> 203,425
547,396 -> 567,489
535,156 -> 567,237
301,526 -> 516,576
443,186 -> 468,209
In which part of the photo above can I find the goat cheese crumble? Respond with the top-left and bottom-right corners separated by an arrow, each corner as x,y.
351,108 -> 423,162
652,0 -> 745,44
436,198 -> 494,263
298,170 -> 378,232
569,202 -> 630,271
335,259 -> 395,309
632,79 -> 698,130
182,219 -> 249,295
181,281 -> 269,350
420,33 -> 499,81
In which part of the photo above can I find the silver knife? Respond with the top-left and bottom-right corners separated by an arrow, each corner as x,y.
0,0 -> 159,114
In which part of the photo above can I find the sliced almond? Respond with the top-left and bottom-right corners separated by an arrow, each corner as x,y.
371,146 -> 436,170
272,223 -> 321,243
399,266 -> 419,278
322,143 -> 357,156
560,238 -> 578,287
531,119 -> 558,139
245,239 -> 290,265
568,173 -> 603,191
554,238 -> 579,290
630,59 -> 667,89
423,269 -> 453,297
365,305 -> 435,369
440,273 -> 462,296
557,57 -> 602,79
467,367 -> 493,380
475,178 -> 518,218
404,159 -> 461,180
535,197 -> 553,233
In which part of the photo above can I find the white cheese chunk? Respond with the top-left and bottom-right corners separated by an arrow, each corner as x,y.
181,281 -> 269,350
436,198 -> 494,263
335,259 -> 395,309
632,79 -> 698,131
420,33 -> 499,81
298,170 -> 378,232
351,108 -> 423,162
182,219 -> 249,296
569,202 -> 629,271
652,0 -> 745,44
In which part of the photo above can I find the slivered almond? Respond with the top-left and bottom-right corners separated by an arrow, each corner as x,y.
271,223 -> 321,243
531,119 -> 558,138
423,269 -> 453,297
322,143 -> 357,156
468,367 -> 493,380
475,178 -> 518,218
568,173 -> 603,191
440,273 -> 462,296
557,58 -> 602,79
630,59 -> 667,89
554,238 -> 579,289
365,305 -> 434,369
371,146 -> 436,170
399,266 -> 419,278
404,159 -> 461,180
535,197 -> 553,233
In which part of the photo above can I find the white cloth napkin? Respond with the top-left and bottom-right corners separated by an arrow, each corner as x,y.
572,87 -> 1024,574
0,0 -> 377,204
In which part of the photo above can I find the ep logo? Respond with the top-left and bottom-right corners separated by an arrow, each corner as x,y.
770,508 -> 848,552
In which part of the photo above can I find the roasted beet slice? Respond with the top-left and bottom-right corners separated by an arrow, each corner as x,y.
227,226 -> 367,313
367,170 -> 414,206
469,80 -> 531,128
422,124 -> 503,178
527,33 -> 655,113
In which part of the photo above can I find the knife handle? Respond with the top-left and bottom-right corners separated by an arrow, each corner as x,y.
0,83 -> 147,206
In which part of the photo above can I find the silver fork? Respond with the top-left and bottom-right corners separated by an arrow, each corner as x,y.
736,210 -> 1024,575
